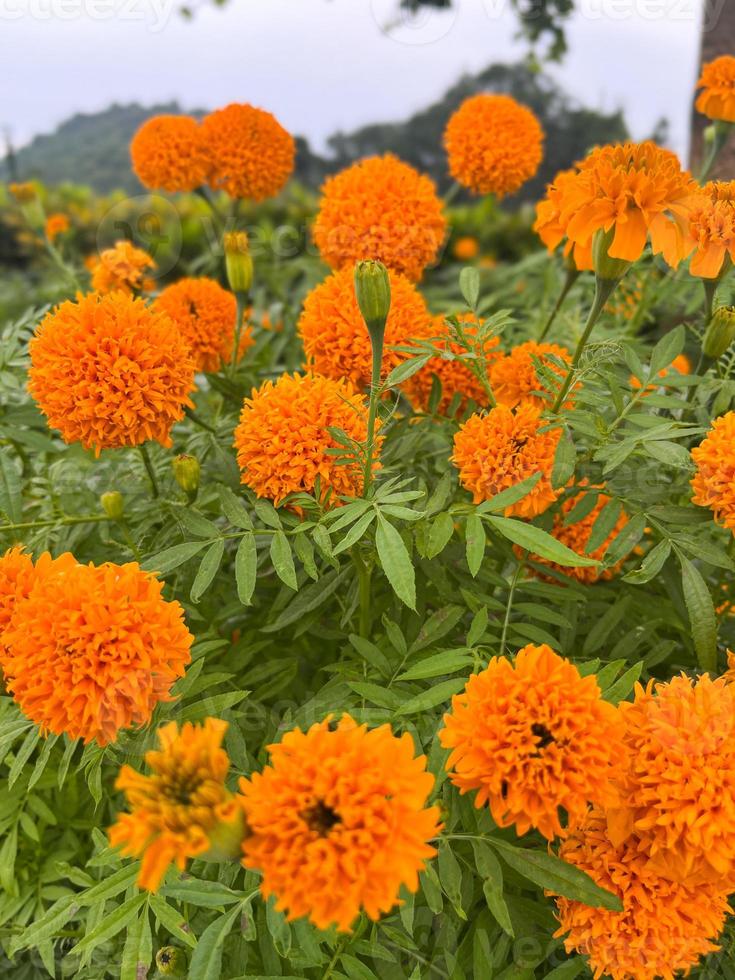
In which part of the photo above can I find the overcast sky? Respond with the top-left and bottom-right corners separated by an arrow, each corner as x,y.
2,0 -> 707,161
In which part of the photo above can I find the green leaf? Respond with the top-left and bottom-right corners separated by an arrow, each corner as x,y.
438,842 -> 466,919
487,516 -> 597,568
71,892 -> 148,957
270,531 -> 297,590
397,649 -> 474,681
161,878 -> 243,908
78,865 -> 140,907
426,512 -> 455,559
465,512 -> 486,577
190,538 -> 225,603
262,568 -> 349,633
0,451 -> 22,524
332,510 -> 376,555
467,606 -> 489,647
149,893 -> 197,948
471,840 -> 513,936
120,903 -> 152,980
551,431 -> 576,489
382,354 -> 432,390
218,486 -> 253,530
235,532 -> 258,605
10,895 -> 79,955
678,552 -> 717,673
490,840 -> 622,911
141,540 -> 208,575
176,508 -> 221,539
586,498 -> 623,554
603,662 -> 643,704
649,324 -> 685,376
623,539 -> 671,584
187,903 -> 242,980
395,678 -> 466,715
459,266 -> 480,309
376,514 -> 416,609
477,473 -> 542,514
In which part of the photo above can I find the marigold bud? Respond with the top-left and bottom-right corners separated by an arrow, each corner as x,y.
354,260 -> 391,344
223,232 -> 253,294
703,305 -> 735,359
100,491 -> 124,520
592,227 -> 631,283
172,454 -> 200,501
156,946 -> 188,977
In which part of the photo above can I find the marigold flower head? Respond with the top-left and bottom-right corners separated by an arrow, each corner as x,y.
555,808 -> 731,980
8,182 -> 37,204
233,372 -> 380,508
90,240 -> 156,295
153,277 -> 253,373
402,312 -> 501,415
445,94 -> 544,199
526,486 -> 628,584
130,114 -> 210,193
685,180 -> 735,278
29,292 -> 196,455
3,559 -> 192,745
201,103 -> 295,200
109,718 -> 245,891
312,154 -> 446,281
440,645 -> 625,839
630,353 -> 691,393
696,55 -> 735,123
691,411 -> 735,531
452,403 -> 562,518
534,168 -> 594,270
490,341 -> 571,411
44,212 -> 69,242
453,236 -> 479,261
606,673 -> 735,886
297,265 -> 432,389
239,714 -> 441,931
0,547 -> 38,669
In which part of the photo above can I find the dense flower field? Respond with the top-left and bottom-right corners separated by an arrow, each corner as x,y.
4,57 -> 735,980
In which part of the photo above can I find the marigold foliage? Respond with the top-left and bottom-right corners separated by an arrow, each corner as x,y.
130,114 -> 211,193
696,55 -> 735,123
28,291 -> 196,454
444,94 -> 544,198
440,644 -> 625,839
239,715 -> 441,931
312,154 -> 446,281
490,340 -> 570,411
630,353 -> 691,393
691,411 -> 735,532
452,403 -> 561,518
90,240 -> 156,295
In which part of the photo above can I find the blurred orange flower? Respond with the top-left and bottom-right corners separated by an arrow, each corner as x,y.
696,55 -> 735,123
452,235 -> 479,260
691,411 -> 735,531
90,240 -> 156,295
130,115 -> 210,193
44,212 -> 69,242
630,353 -> 691,393
686,181 -> 735,278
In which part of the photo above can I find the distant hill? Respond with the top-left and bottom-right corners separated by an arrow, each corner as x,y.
1,64 -> 632,199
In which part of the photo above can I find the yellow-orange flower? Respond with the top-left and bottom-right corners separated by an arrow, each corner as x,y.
90,240 -> 156,295
8,182 -> 37,204
297,265 -> 432,389
201,103 -> 295,200
440,645 -> 625,840
444,94 -> 544,198
130,114 -> 210,193
630,353 -> 691,393
28,292 -> 196,455
402,312 -> 501,415
239,715 -> 441,931
686,181 -> 735,278
555,808 -> 731,980
540,142 -> 698,269
44,212 -> 69,242
606,673 -> 735,886
526,486 -> 628,584
452,236 -> 479,261
109,719 -> 245,891
490,341 -> 571,411
3,559 -> 192,745
452,403 -> 561,518
0,547 -> 38,667
233,372 -> 379,508
153,277 -> 253,373
534,168 -> 593,270
696,55 -> 735,123
312,154 -> 446,281
691,411 -> 735,531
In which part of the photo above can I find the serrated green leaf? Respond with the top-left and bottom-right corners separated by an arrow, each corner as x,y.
270,531 -> 297,590
191,538 -> 225,602
487,516 -> 597,568
235,532 -> 258,605
376,514 -> 415,609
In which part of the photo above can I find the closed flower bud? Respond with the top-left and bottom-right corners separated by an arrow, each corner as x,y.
156,946 -> 188,977
703,305 -> 735,359
100,491 -> 124,520
354,260 -> 391,344
172,454 -> 200,501
223,232 -> 253,294
592,227 -> 631,283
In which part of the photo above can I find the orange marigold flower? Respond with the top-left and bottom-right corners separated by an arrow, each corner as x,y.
201,103 -> 295,201
452,235 -> 479,261
109,719 -> 245,891
452,403 -> 561,518
233,372 -> 380,508
130,114 -> 210,193
402,312 -> 501,415
526,486 -> 628,584
691,411 -> 735,531
29,292 -> 196,455
630,353 -> 691,393
3,559 -> 192,745
0,547 -> 37,667
153,277 -> 253,373
685,181 -> 735,278
445,94 -> 544,199
606,673 -> 735,886
90,240 -> 156,295
696,55 -> 735,123
543,142 -> 698,269
44,212 -> 69,242
239,715 -> 441,931
534,168 -> 594,270
555,808 -> 731,980
439,645 -> 625,840
312,154 -> 446,282
297,265 -> 432,389
8,182 -> 37,204
490,341 -> 570,411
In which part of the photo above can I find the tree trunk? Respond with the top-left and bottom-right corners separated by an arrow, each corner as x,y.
690,1 -> 735,177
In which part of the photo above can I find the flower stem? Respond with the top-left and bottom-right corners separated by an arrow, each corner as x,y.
699,122 -> 733,183
352,548 -> 373,638
538,267 -> 579,342
0,515 -> 109,534
363,336 -> 383,498
229,291 -> 249,380
185,406 -> 217,434
139,444 -> 160,499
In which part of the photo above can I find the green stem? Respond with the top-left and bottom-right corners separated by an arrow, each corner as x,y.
538,267 -> 580,342
550,277 -> 619,414
699,122 -> 733,183
229,291 -> 249,380
499,558 -> 524,658
195,186 -> 226,229
352,548 -> 373,638
0,515 -> 109,534
444,180 -> 462,206
185,406 -> 217,434
139,444 -> 160,499
363,334 -> 384,497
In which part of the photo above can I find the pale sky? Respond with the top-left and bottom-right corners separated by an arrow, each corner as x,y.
1,0 -> 707,161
